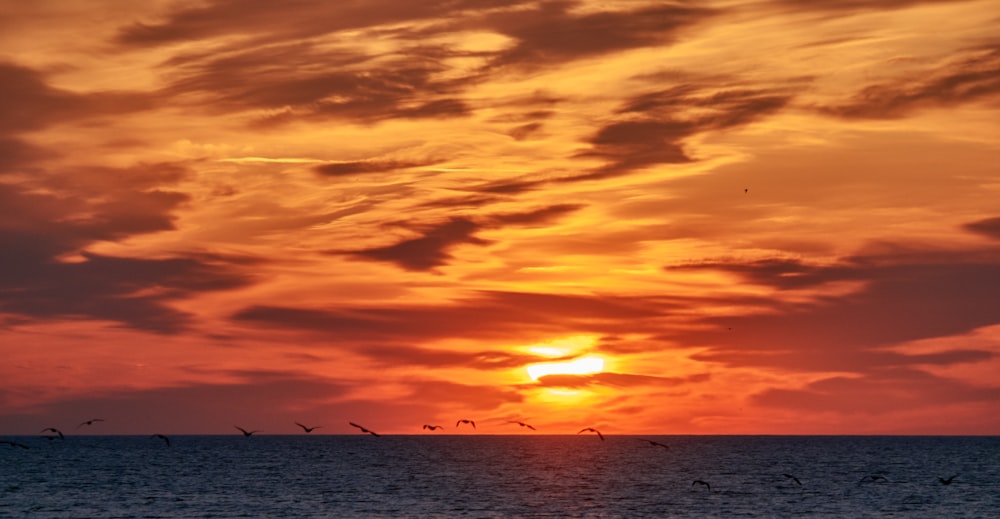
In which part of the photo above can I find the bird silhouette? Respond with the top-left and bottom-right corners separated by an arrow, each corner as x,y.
77,418 -> 104,429
783,473 -> 802,486
939,474 -> 959,485
349,422 -> 380,436
509,421 -> 536,430
234,426 -> 260,437
578,427 -> 604,441
422,424 -> 443,431
295,422 -> 322,433
636,438 -> 669,449
41,427 -> 64,440
692,480 -> 711,491
859,474 -> 888,484
151,434 -> 171,447
1,440 -> 30,449
456,419 -> 476,429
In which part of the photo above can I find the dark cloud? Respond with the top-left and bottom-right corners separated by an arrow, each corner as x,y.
819,44 -> 1000,119
774,0 -> 980,15
343,217 -> 487,271
664,248 -> 1000,372
232,290 -> 666,342
315,158 -> 437,177
964,216 -> 1000,241
536,371 -> 710,389
484,2 -> 715,70
489,203 -> 584,226
566,87 -> 792,182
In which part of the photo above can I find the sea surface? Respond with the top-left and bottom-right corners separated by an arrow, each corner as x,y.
1,435 -> 997,518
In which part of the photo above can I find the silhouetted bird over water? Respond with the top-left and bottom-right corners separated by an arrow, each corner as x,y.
784,474 -> 802,486
859,474 -> 888,484
77,418 -> 104,429
349,422 -> 380,436
692,480 -> 711,491
635,438 -> 669,449
578,427 -> 604,441
151,434 -> 171,447
939,474 -> 959,485
234,426 -> 260,437
295,422 -> 321,433
41,427 -> 64,440
456,419 -> 476,429
422,424 -> 443,431
509,421 -> 536,430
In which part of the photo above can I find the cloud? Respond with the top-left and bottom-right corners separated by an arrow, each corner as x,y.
536,371 -> 710,389
819,44 -> 1000,119
964,216 -> 1000,241
664,247 -> 1000,373
232,290 -> 666,342
314,158 -> 438,177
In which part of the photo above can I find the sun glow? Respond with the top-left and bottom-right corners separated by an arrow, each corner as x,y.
526,355 -> 605,381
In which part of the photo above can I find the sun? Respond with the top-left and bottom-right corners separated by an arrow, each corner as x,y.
526,356 -> 605,381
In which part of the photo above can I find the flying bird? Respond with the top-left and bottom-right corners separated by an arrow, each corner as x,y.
41,427 -> 64,440
783,473 -> 802,486
509,421 -> 536,430
692,480 -> 712,491
77,418 -> 105,429
151,434 -> 171,447
578,427 -> 604,441
1,440 -> 30,449
939,474 -> 959,485
349,422 -> 380,437
422,424 -> 443,431
234,426 -> 261,437
456,419 -> 476,429
295,422 -> 322,433
635,438 -> 669,450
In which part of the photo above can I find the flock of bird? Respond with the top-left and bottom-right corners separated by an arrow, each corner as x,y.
3,418 -> 963,490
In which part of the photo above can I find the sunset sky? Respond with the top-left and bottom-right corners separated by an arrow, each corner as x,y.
2,0 -> 999,436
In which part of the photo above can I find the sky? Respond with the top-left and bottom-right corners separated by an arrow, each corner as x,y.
1,0 -> 999,436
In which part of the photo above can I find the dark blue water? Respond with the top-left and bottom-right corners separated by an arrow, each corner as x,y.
1,436 -> 997,518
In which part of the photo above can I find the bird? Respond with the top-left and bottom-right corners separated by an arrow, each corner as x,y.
692,480 -> 712,491
744,188 -> 748,194
578,427 -> 604,441
41,427 -> 64,440
1,440 -> 30,449
234,426 -> 260,437
77,418 -> 104,429
349,422 -> 380,437
456,419 -> 476,429
295,422 -> 322,433
939,474 -> 959,485
509,421 -> 536,431
422,424 -> 443,431
783,473 -> 802,486
859,474 -> 888,484
151,434 -> 171,447
636,438 -> 669,449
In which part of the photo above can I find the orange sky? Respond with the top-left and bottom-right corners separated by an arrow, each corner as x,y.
2,0 -> 999,436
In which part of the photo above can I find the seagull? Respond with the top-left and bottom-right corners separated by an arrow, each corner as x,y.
635,438 -> 669,449
349,422 -> 380,437
692,480 -> 712,491
77,418 -> 105,429
578,427 -> 604,441
783,473 -> 802,486
151,434 -> 171,447
939,474 -> 959,485
41,427 -> 64,440
422,424 -> 443,431
295,422 -> 322,433
234,426 -> 260,437
456,419 -> 476,429
1,440 -> 30,449
509,421 -> 536,430
859,474 -> 888,484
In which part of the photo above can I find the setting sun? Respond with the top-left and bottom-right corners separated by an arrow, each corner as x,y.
526,356 -> 605,381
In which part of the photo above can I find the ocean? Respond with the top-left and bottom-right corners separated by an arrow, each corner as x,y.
1,435 -> 997,518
